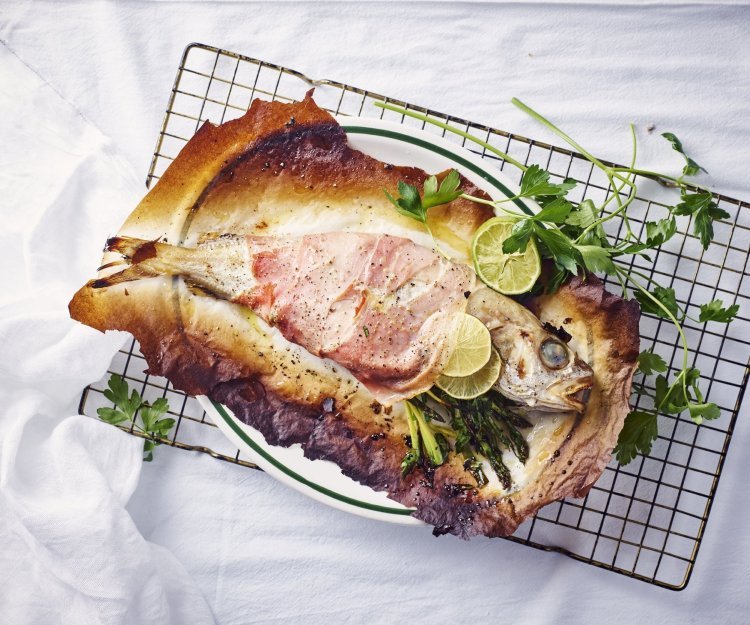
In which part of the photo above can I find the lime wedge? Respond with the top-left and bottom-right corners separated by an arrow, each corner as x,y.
442,313 -> 492,378
472,216 -> 541,295
436,347 -> 502,400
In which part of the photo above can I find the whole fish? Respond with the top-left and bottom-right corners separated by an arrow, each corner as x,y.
94,232 -> 593,409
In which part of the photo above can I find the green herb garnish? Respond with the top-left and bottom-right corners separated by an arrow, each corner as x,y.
96,373 -> 175,461
375,99 -> 739,466
384,170 -> 462,258
661,131 -> 707,178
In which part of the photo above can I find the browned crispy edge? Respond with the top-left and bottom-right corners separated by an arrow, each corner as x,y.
515,275 -> 641,519
70,93 -> 640,538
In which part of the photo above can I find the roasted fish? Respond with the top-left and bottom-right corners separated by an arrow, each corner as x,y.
69,93 -> 639,538
90,233 -> 594,411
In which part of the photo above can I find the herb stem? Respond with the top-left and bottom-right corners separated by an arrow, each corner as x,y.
609,167 -> 710,192
576,126 -> 638,244
460,193 -> 528,218
511,98 -> 635,190
614,266 -> 690,410
373,101 -> 528,171
425,223 -> 452,261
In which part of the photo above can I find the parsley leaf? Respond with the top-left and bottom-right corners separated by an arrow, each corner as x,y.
501,219 -> 534,254
654,367 -> 710,418
672,190 -> 713,216
96,374 -> 175,462
533,197 -> 573,223
424,169 -> 463,209
564,199 -> 598,228
576,245 -> 615,275
384,181 -> 426,223
520,165 -> 576,198
645,216 -> 677,247
533,224 -> 581,274
694,204 -> 731,250
662,132 -> 707,177
565,199 -> 607,246
384,170 -> 464,224
688,402 -> 721,424
672,192 -> 730,249
634,285 -> 679,319
688,403 -> 721,425
637,350 -> 668,375
96,407 -> 130,426
614,410 -> 659,465
698,299 -> 740,323
140,397 -> 170,432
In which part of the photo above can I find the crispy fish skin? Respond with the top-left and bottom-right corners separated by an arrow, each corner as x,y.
69,93 -> 640,538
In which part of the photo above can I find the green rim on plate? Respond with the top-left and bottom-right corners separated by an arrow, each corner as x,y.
342,125 -> 534,216
212,401 -> 416,515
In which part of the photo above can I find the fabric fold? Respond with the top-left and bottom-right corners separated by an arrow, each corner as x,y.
0,42 -> 214,625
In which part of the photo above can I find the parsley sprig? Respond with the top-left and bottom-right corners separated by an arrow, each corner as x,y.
96,374 -> 176,461
375,99 -> 740,466
384,170 -> 462,258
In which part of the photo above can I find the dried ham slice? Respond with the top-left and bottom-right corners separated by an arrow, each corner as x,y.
242,233 -> 474,402
97,232 -> 475,404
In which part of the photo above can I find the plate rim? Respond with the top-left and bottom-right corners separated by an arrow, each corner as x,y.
200,398 -> 422,523
199,116 -> 528,525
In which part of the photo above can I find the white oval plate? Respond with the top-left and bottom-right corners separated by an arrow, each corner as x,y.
200,116 -> 532,526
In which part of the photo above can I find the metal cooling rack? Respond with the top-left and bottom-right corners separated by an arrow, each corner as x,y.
79,42 -> 750,590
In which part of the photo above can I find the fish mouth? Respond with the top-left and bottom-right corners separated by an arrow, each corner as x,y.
560,377 -> 594,412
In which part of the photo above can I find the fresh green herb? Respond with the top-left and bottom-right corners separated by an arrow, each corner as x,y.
633,285 -> 679,319
374,98 -> 739,466
613,410 -> 659,465
383,170 -> 462,257
518,165 -> 576,199
698,299 -> 740,323
672,191 -> 730,249
661,132 -> 707,178
97,374 -> 175,461
637,350 -> 668,375
645,216 -> 677,247
533,197 -> 574,223
363,325 -> 370,337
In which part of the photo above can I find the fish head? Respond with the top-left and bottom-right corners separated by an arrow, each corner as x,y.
496,332 -> 594,412
467,287 -> 594,412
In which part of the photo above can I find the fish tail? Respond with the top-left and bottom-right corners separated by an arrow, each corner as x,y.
91,236 -> 189,288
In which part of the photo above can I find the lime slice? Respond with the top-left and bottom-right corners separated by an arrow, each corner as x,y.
442,313 -> 492,377
436,347 -> 502,400
472,216 -> 541,295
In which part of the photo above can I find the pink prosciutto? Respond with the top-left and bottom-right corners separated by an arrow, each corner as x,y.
96,232 -> 475,403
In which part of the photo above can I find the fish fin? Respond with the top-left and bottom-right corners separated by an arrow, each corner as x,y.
105,236 -> 160,262
91,236 -> 169,288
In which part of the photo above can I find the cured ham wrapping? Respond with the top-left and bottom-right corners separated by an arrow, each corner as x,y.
95,232 -> 474,404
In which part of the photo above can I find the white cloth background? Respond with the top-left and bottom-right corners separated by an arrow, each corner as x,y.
1,2 -> 749,624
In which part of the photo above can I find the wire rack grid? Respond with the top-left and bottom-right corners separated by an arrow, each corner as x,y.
79,43 -> 750,590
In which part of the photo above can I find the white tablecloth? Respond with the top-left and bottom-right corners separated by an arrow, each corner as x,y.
2,2 -> 749,623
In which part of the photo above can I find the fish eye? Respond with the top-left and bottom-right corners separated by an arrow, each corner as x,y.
540,338 -> 570,370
